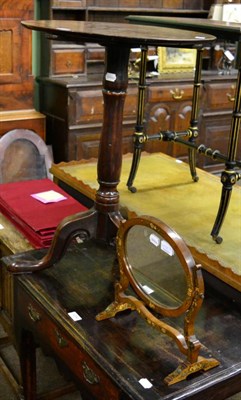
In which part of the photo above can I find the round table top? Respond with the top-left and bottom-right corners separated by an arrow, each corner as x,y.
127,16 -> 241,41
22,20 -> 216,48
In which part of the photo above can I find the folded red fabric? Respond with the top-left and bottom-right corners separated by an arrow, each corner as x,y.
0,179 -> 87,248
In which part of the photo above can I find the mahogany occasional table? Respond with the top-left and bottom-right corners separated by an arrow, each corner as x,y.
6,20 -> 216,273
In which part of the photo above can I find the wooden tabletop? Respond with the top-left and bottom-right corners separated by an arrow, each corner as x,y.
126,16 -> 241,41
21,20 -> 216,48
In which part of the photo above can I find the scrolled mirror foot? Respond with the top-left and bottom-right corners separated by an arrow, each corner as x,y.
96,301 -> 134,321
164,356 -> 220,386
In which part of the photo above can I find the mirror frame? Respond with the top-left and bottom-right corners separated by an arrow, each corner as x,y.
118,215 -> 200,318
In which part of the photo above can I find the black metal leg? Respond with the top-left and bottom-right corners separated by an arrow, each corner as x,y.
211,59 -> 241,243
127,46 -> 148,192
186,48 -> 203,182
127,145 -> 143,193
211,171 -> 236,244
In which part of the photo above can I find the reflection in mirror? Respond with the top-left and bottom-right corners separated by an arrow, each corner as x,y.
126,225 -> 187,309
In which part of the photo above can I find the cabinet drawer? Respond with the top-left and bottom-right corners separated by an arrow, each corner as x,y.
148,84 -> 194,103
52,48 -> 86,76
18,287 -> 120,400
69,86 -> 138,124
87,44 -> 105,62
74,122 -> 135,159
204,82 -> 236,110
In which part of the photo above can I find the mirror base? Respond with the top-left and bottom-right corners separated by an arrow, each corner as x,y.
164,356 -> 220,386
96,300 -> 135,321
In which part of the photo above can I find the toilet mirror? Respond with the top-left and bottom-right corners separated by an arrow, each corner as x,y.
96,215 -> 219,385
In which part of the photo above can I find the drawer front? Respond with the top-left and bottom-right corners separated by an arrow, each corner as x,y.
52,48 -> 86,76
69,86 -> 138,125
87,45 -> 105,62
18,287 -> 120,400
148,84 -> 194,103
204,82 -> 236,111
73,122 -> 135,160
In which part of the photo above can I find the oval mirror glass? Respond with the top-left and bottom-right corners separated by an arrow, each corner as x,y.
126,224 -> 188,309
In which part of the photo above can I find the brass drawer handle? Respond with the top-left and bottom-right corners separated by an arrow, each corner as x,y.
82,361 -> 100,385
28,304 -> 41,323
55,329 -> 68,348
170,88 -> 184,100
227,85 -> 236,102
66,60 -> 73,68
226,92 -> 235,102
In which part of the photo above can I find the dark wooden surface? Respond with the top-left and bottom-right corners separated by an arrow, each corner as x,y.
126,16 -> 241,42
37,1 -> 211,79
5,239 -> 241,400
22,20 -> 216,48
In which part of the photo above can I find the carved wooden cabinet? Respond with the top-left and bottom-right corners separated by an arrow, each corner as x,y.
0,0 -> 45,139
38,74 -> 195,163
39,75 -> 192,163
38,72 -> 240,173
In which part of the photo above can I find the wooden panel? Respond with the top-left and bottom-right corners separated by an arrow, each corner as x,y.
184,0 -> 207,9
118,0 -> 141,6
140,0 -> 164,7
0,31 -> 13,73
0,20 -> 21,84
163,0 -> 183,9
0,0 -> 33,13
0,110 -> 46,140
52,0 -> 86,7
0,0 -> 34,111
145,97 -> 191,159
87,0 -> 200,7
